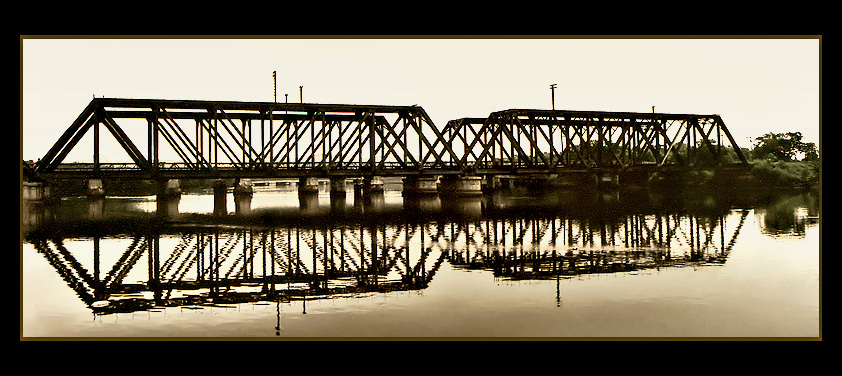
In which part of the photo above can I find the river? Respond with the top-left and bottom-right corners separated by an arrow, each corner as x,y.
20,182 -> 820,339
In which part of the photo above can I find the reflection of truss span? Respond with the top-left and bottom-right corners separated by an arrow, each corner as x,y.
29,210 -> 749,314
447,110 -> 748,173
30,100 -> 748,180
30,223 -> 449,315
447,210 -> 750,279
33,98 -> 462,179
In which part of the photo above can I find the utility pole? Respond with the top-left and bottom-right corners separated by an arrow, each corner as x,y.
550,84 -> 557,110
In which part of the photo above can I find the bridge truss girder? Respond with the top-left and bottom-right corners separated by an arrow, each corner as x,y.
33,98 -> 463,180
450,109 -> 749,174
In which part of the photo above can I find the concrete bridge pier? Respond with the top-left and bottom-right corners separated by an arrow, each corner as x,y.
298,192 -> 320,213
595,172 -> 620,190
156,179 -> 182,217
329,177 -> 347,198
23,181 -> 58,228
86,179 -> 105,198
329,177 -> 348,212
481,175 -> 503,193
438,176 -> 484,217
354,176 -> 384,199
402,176 -> 439,197
212,179 -> 228,216
402,176 -> 440,213
298,177 -> 320,213
23,181 -> 55,202
298,177 -> 320,195
439,175 -> 483,198
83,179 -> 106,218
352,176 -> 384,212
233,179 -> 253,215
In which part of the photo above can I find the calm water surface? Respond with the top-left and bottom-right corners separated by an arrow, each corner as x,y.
21,184 -> 820,339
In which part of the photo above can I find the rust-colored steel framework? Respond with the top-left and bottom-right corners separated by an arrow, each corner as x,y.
29,99 -> 749,181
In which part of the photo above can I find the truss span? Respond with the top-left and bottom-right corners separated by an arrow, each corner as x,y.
29,99 -> 749,181
32,98 -> 464,180
447,109 -> 749,175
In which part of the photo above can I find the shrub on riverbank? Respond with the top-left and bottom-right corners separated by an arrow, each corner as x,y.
750,159 -> 819,189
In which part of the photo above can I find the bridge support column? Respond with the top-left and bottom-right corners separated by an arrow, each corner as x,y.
329,177 -> 347,198
23,181 -> 58,229
595,172 -> 620,190
439,176 -> 483,198
481,175 -> 503,194
298,177 -> 320,213
23,181 -> 54,202
213,179 -> 228,216
233,179 -> 254,215
402,176 -> 438,197
84,179 -> 106,219
439,176 -> 484,216
86,179 -> 105,198
329,177 -> 347,212
354,176 -> 383,199
353,177 -> 384,212
298,177 -> 320,195
156,179 -> 182,217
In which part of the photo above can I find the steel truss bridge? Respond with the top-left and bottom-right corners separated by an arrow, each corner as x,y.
28,98 -> 749,181
26,209 -> 748,315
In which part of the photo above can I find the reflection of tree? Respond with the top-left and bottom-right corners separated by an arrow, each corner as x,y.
757,193 -> 820,237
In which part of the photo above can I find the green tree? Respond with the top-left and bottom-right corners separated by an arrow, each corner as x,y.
751,132 -> 818,162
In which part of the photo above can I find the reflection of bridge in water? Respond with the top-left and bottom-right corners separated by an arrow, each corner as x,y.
28,221 -> 447,315
26,208 -> 749,315
449,210 -> 749,280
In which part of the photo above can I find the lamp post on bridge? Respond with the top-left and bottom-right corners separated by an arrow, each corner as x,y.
550,84 -> 557,110
273,71 -> 277,103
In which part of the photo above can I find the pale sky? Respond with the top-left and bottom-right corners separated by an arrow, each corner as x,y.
20,37 -> 821,163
